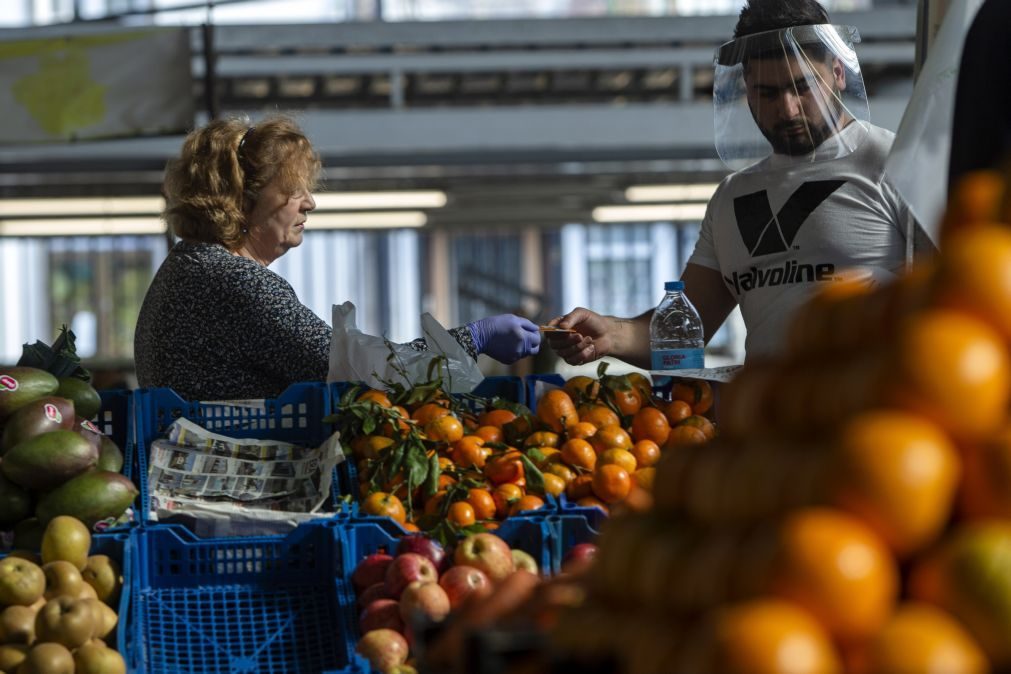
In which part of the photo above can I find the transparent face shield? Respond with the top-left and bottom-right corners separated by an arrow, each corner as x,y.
714,25 -> 870,172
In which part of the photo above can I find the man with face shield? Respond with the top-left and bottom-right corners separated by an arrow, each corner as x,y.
548,0 -> 933,368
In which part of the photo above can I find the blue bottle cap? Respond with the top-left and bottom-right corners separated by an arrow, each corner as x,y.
665,280 -> 685,291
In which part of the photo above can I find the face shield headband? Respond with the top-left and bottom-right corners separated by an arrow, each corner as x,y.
712,25 -> 870,172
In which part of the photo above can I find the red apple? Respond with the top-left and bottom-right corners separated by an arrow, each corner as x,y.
357,582 -> 390,610
352,553 -> 393,593
438,565 -> 491,609
453,533 -> 515,582
384,553 -> 437,599
511,549 -> 539,575
359,598 -> 405,634
396,535 -> 447,571
562,543 -> 598,574
356,628 -> 408,673
399,581 -> 450,626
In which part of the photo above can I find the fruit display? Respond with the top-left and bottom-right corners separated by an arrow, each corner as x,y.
340,362 -> 715,539
536,170 -> 1011,674
0,366 -> 136,535
0,516 -> 126,674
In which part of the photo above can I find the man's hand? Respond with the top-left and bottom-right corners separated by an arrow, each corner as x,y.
545,308 -> 614,365
468,314 -> 541,364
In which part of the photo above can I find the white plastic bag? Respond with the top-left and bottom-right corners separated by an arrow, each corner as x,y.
327,301 -> 484,393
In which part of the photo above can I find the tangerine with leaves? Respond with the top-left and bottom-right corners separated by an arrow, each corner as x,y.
560,439 -> 597,471
659,399 -> 692,426
475,425 -> 503,443
510,495 -> 546,516
679,415 -> 716,441
425,415 -> 465,444
665,424 -> 707,448
567,422 -> 598,441
380,405 -> 412,436
611,387 -> 643,416
546,462 -> 576,486
451,436 -> 487,469
448,501 -> 476,527
493,483 -> 524,518
671,379 -> 714,415
599,448 -> 637,474
591,425 -> 633,453
357,389 -> 392,408
524,431 -> 560,449
631,439 -> 661,468
537,389 -> 580,433
592,464 -> 632,504
424,491 -> 448,516
467,488 -> 497,520
542,473 -> 566,497
564,375 -> 601,402
567,474 -> 594,500
362,492 -> 407,525
412,403 -> 451,426
631,407 -> 671,446
579,404 -> 621,430
485,451 -> 525,485
478,409 -> 517,429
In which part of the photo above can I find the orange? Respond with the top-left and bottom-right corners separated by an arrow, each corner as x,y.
935,224 -> 1011,342
564,375 -> 601,402
424,490 -> 448,516
941,169 -> 1005,234
546,462 -> 576,486
425,415 -> 465,444
475,425 -> 503,443
560,439 -> 597,471
451,435 -> 487,469
590,424 -> 633,453
402,521 -> 420,533
829,410 -> 960,557
437,456 -> 454,472
659,399 -> 692,426
671,379 -> 714,415
611,388 -> 642,416
357,389 -> 392,408
478,408 -> 517,429
630,407 -> 671,446
706,599 -> 842,674
536,389 -> 580,433
591,464 -> 632,504
632,467 -> 656,492
679,415 -> 716,441
350,435 -> 394,460
437,474 -> 457,490
578,404 -> 621,430
466,488 -> 497,520
960,424 -> 1011,519
532,447 -> 561,468
626,372 -> 654,401
542,473 -> 566,498
575,496 -> 609,514
362,491 -> 407,524
863,603 -> 988,674
485,451 -> 525,485
510,495 -> 545,516
566,474 -> 594,500
599,448 -> 637,474
631,439 -> 661,468
412,402 -> 451,426
891,309 -> 1010,441
769,507 -> 898,644
524,431 -> 560,449
664,424 -> 707,449
448,501 -> 476,527
493,483 -> 524,518
380,405 -> 412,437
566,422 -> 598,441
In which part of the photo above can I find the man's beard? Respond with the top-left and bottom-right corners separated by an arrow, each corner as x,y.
758,90 -> 845,156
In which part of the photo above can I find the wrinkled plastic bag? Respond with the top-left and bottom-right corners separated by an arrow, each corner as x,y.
327,301 -> 484,394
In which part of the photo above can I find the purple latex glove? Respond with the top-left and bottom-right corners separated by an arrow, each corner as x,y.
468,314 -> 541,364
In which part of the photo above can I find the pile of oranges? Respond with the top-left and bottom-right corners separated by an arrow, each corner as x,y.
345,369 -> 717,536
547,172 -> 1011,674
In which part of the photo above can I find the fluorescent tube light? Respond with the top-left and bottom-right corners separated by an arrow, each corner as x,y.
308,211 -> 427,229
313,191 -> 447,210
593,203 -> 708,223
0,218 -> 166,237
624,184 -> 719,203
0,197 -> 165,217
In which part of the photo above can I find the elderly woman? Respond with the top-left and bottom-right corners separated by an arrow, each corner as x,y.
134,116 -> 539,400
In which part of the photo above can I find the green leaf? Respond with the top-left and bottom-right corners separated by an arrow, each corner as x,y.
489,397 -> 532,417
406,445 -> 429,492
518,454 -> 546,496
423,452 -> 440,498
362,415 -> 377,435
526,447 -> 547,466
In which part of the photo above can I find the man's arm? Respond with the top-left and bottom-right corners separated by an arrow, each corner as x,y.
682,262 -> 738,346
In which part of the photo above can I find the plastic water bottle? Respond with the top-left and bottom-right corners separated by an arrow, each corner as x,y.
650,280 -> 704,371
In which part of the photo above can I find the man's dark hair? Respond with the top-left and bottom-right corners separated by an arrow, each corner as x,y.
734,0 -> 830,38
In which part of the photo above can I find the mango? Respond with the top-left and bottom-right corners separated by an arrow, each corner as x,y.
36,471 -> 138,528
96,437 -> 123,473
0,368 -> 58,421
0,472 -> 31,528
1,430 -> 97,490
0,396 -> 75,455
55,377 -> 101,420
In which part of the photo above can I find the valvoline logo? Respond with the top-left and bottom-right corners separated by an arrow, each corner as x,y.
0,375 -> 18,392
44,403 -> 63,424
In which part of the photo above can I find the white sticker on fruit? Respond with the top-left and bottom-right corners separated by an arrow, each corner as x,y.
44,403 -> 62,424
81,419 -> 101,434
0,375 -> 18,392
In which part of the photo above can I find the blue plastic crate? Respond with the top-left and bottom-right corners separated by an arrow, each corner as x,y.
125,522 -> 367,674
94,389 -> 139,532
544,508 -> 605,574
134,382 -> 349,525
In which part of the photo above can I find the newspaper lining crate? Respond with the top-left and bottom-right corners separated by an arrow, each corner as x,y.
133,382 -> 348,525
125,521 -> 367,674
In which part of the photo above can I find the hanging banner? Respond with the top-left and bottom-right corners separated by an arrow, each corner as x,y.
0,28 -> 193,143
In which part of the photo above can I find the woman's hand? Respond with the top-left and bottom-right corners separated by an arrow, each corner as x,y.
468,315 -> 541,363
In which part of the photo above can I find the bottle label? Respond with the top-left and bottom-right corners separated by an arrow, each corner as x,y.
651,348 -> 704,371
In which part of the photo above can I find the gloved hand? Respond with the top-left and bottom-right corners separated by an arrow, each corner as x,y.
468,314 -> 541,364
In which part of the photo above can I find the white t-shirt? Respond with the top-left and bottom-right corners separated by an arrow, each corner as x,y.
689,122 -> 923,358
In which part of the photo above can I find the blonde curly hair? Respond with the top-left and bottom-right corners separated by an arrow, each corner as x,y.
163,115 -> 322,249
